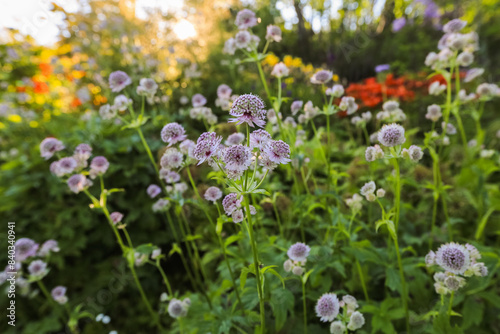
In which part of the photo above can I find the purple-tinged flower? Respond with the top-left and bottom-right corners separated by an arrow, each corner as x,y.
375,64 -> 390,73
137,78 -> 158,97
192,94 -> 207,108
110,212 -> 124,225
147,184 -> 162,198
168,298 -> 189,318
51,286 -> 68,304
326,84 -> 345,98
223,145 -> 252,171
457,52 -> 474,67
217,84 -> 232,99
74,144 -> 92,160
57,157 -> 78,175
99,104 -> 117,120
271,62 -> 289,78
464,68 -> 484,83
204,186 -> 222,203
435,242 -> 471,275
229,94 -> 266,127
392,17 -> 406,32
161,148 -> 183,170
109,71 -> 132,93
232,209 -> 245,223
164,170 -> 181,184
266,25 -> 282,42
38,240 -> 59,257
28,260 -> 47,277
179,139 -> 196,158
222,193 -> 242,215
291,101 -> 303,115
339,96 -> 358,115
194,132 -> 223,165
311,70 -> 333,84
287,242 -> 310,262
112,94 -> 132,111
161,122 -> 187,146
151,248 -> 162,260
225,133 -> 245,146
67,174 -> 89,193
315,293 -> 340,322
250,129 -> 272,150
90,156 -> 109,178
426,104 -> 442,122
235,9 -> 258,30
378,123 -> 406,147
425,52 -> 439,67
15,238 -> 39,262
443,19 -> 467,33
425,250 -> 436,266
152,199 -> 170,212
263,140 -> 291,164
407,145 -> 424,162
235,30 -> 252,49
40,137 -> 65,160
223,38 -> 236,55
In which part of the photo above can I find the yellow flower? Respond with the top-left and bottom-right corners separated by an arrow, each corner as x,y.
29,121 -> 39,128
283,55 -> 293,67
0,122 -> 5,129
332,74 -> 339,82
284,77 -> 294,85
35,96 -> 45,105
263,53 -> 279,67
291,57 -> 303,67
7,115 -> 22,123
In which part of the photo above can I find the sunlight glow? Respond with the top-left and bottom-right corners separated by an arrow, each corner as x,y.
173,19 -> 197,40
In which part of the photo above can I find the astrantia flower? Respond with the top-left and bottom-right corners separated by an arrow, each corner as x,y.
152,199 -> 170,212
137,78 -> 158,97
28,260 -> 47,277
271,62 -> 289,78
90,156 -> 110,178
235,30 -> 252,49
425,250 -> 436,266
40,137 -> 65,160
168,298 -> 189,318
163,170 -> 181,183
223,145 -> 252,171
204,186 -> 222,203
426,104 -> 442,122
287,242 -> 310,262
74,144 -> 92,160
266,25 -> 282,42
429,81 -> 446,95
217,84 -> 232,99
67,174 -> 89,193
222,193 -> 242,216
51,286 -> 68,304
263,140 -> 291,164
250,129 -> 272,150
109,71 -> 132,93
225,133 -> 245,146
110,212 -> 123,225
360,181 -> 376,196
283,259 -> 293,272
457,51 -> 474,67
315,293 -> 340,322
151,248 -> 162,260
339,96 -> 358,115
292,266 -> 304,275
161,122 -> 187,146
464,68 -> 484,83
235,9 -> 257,29
329,84 -> 345,98
223,38 -> 236,55
376,188 -> 386,198
378,123 -> 406,147
180,139 -> 196,158
232,209 -> 245,223
147,184 -> 162,198
311,70 -> 333,84
290,101 -> 303,115
161,148 -> 183,170
407,145 -> 424,162
112,94 -> 132,112
38,240 -> 59,257
192,94 -> 207,108
442,122 -> 457,135
194,132 -> 223,165
330,321 -> 346,334
229,94 -> 266,127
443,19 -> 467,34
99,104 -> 117,120
435,242 -> 471,275
57,157 -> 78,175
347,311 -> 365,331
15,238 -> 39,262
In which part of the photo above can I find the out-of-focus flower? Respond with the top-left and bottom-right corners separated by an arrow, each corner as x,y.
392,18 -> 406,32
109,71 -> 132,93
315,293 -> 340,322
40,138 -> 65,160
311,70 -> 333,84
266,25 -> 282,42
271,62 -> 289,78
378,123 -> 406,147
235,9 -> 258,30
161,123 -> 187,146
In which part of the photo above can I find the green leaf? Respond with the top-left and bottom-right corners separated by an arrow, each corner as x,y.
240,267 -> 249,290
135,243 -> 156,255
265,268 -> 285,288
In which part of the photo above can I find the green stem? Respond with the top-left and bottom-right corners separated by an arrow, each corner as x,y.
394,236 -> 410,333
155,259 -> 173,296
447,291 -> 455,321
256,61 -> 271,103
355,259 -> 370,302
244,195 -> 266,333
302,279 -> 307,334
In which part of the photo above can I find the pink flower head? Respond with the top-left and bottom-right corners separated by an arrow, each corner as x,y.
109,71 -> 132,93
147,184 -> 162,198
229,94 -> 266,127
40,137 -> 65,160
161,122 -> 187,146
222,193 -> 243,215
223,145 -> 252,171
192,94 -> 207,108
194,132 -> 223,165
67,174 -> 89,193
217,84 -> 232,99
204,186 -> 223,203
266,25 -> 282,42
235,9 -> 258,30
250,129 -> 272,150
263,140 -> 291,164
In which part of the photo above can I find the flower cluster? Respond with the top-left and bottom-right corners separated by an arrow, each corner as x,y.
221,193 -> 256,223
224,9 -> 275,54
360,181 -> 385,202
376,100 -> 406,123
283,242 -> 310,276
426,242 -> 488,295
315,293 -> 365,333
168,298 -> 191,319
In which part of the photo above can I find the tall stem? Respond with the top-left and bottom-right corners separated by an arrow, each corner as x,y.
244,195 -> 266,333
394,236 -> 410,333
447,291 -> 455,322
256,61 -> 271,103
302,279 -> 307,334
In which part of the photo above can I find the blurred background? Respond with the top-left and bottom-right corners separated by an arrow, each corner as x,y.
1,0 -> 500,333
